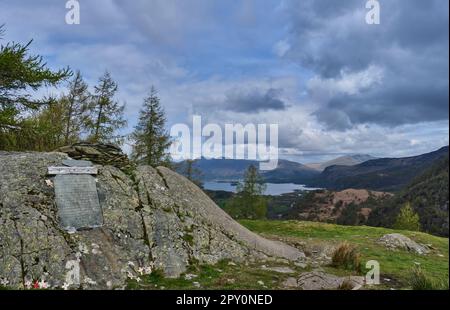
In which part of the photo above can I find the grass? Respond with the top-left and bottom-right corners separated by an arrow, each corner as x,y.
127,259 -> 300,290
128,220 -> 448,290
240,220 -> 449,288
409,266 -> 449,290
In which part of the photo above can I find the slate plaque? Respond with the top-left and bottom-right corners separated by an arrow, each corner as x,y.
54,174 -> 103,231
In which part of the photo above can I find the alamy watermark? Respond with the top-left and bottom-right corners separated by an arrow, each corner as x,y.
366,0 -> 380,25
65,0 -> 80,25
365,260 -> 380,285
65,1 -> 380,26
170,115 -> 278,171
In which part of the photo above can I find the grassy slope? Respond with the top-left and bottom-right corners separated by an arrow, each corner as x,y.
241,220 -> 449,287
128,220 -> 448,290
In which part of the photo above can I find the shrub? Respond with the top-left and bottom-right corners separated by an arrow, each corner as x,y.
410,266 -> 449,290
331,242 -> 361,272
394,202 -> 421,231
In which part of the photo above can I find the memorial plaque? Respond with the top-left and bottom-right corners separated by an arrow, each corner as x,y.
54,174 -> 103,231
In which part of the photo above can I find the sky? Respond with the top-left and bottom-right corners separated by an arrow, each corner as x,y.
0,0 -> 448,163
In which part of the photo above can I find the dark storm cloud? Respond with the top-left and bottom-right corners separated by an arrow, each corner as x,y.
224,88 -> 287,113
285,0 -> 449,129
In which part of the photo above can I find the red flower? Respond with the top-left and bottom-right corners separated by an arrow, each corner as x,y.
33,280 -> 40,289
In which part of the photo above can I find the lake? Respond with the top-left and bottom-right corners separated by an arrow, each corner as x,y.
203,181 -> 320,196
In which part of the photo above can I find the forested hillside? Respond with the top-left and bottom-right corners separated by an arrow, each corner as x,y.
368,155 -> 449,236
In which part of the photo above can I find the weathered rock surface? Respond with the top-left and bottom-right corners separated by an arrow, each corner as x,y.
0,151 -> 305,289
378,233 -> 429,255
137,166 -> 305,277
56,142 -> 134,173
283,271 -> 364,290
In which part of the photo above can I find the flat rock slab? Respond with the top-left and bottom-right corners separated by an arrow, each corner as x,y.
54,174 -> 103,231
283,271 -> 365,290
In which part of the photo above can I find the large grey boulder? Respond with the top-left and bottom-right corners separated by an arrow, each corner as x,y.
378,233 -> 430,255
0,152 -> 305,289
137,166 -> 305,277
0,152 -> 149,289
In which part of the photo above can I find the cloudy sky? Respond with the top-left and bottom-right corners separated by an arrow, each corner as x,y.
1,0 -> 448,162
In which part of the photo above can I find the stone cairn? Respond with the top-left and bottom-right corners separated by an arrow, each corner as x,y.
56,142 -> 134,173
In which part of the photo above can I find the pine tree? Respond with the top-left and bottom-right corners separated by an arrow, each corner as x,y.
394,202 -> 421,231
131,86 -> 171,167
224,165 -> 267,219
86,71 -> 126,144
62,70 -> 89,144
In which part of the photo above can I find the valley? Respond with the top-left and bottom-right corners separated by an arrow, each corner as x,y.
198,146 -> 449,237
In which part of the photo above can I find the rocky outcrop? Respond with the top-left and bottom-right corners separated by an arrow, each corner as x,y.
137,166 -> 304,277
0,151 -> 305,289
378,233 -> 430,255
56,142 -> 134,173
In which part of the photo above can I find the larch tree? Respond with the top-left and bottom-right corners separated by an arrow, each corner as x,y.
86,71 -> 126,144
131,86 -> 171,167
0,25 -> 71,150
61,70 -> 90,144
224,164 -> 267,219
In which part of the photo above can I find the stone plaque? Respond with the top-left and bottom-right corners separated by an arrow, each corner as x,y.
54,174 -> 103,231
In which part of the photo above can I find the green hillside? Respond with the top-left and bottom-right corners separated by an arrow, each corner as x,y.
127,220 -> 448,290
368,155 -> 449,236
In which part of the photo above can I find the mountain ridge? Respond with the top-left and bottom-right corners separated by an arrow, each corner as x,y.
312,146 -> 449,192
175,158 -> 320,183
306,154 -> 377,171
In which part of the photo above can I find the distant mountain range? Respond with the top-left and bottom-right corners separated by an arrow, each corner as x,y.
311,146 -> 449,192
175,158 -> 319,183
175,146 -> 449,193
306,154 -> 377,171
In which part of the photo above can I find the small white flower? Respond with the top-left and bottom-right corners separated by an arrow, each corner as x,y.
24,279 -> 32,289
62,282 -> 70,290
45,179 -> 54,187
144,266 -> 153,274
38,279 -> 48,289
83,277 -> 97,286
0,277 -> 9,286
